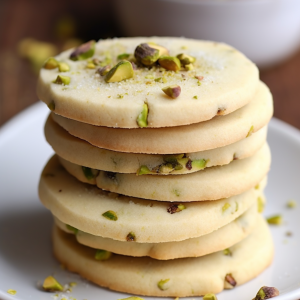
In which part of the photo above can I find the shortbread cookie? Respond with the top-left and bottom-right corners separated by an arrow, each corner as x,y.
46,115 -> 267,174
39,156 -> 263,242
53,215 -> 273,296
37,37 -> 259,128
58,143 -> 270,201
55,203 -> 259,260
51,81 -> 273,154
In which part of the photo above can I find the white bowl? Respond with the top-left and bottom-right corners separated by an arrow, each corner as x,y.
112,0 -> 300,68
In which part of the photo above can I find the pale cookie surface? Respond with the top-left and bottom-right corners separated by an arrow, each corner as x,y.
39,156 -> 263,242
46,115 -> 267,174
37,37 -> 259,128
51,81 -> 273,154
55,203 -> 259,260
59,143 -> 270,201
52,216 -> 273,297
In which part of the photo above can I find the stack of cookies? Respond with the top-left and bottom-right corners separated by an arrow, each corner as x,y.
37,37 -> 273,297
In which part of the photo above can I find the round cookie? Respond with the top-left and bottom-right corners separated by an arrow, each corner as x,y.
55,203 -> 259,260
46,115 -> 268,175
58,143 -> 270,201
52,215 -> 273,297
51,81 -> 273,154
37,37 -> 259,128
39,155 -> 263,243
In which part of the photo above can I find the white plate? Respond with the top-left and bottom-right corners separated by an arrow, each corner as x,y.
0,102 -> 300,300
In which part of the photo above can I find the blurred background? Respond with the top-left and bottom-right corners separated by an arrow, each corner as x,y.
1,0 -> 300,129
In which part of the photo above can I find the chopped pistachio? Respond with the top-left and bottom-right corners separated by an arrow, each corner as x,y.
58,62 -> 70,72
176,53 -> 196,65
255,183 -> 260,190
253,286 -> 279,299
185,63 -> 194,71
155,77 -> 162,82
257,197 -> 265,213
162,85 -> 181,99
43,276 -> 63,292
97,65 -> 111,76
86,62 -> 96,69
197,81 -> 201,86
167,203 -> 186,214
92,58 -> 101,65
105,60 -> 134,83
164,154 -> 184,163
173,189 -> 180,197
223,248 -> 232,256
69,40 -> 95,61
193,95 -> 198,99
136,103 -> 148,128
224,273 -> 236,289
147,42 -> 169,57
82,166 -> 99,180
203,294 -> 218,300
158,163 -> 174,174
162,76 -> 167,83
134,43 -> 160,66
69,282 -> 77,287
102,210 -> 118,221
47,101 -> 55,111
43,57 -> 58,69
192,159 -> 207,170
217,108 -> 226,115
145,74 -> 154,79
157,278 -> 171,291
117,94 -> 124,99
266,215 -> 282,225
117,53 -> 130,60
95,249 -> 112,260
7,289 -> 17,295
53,75 -> 70,85
158,56 -> 181,71
137,165 -> 152,175
222,203 -> 231,213
126,232 -> 136,242
246,125 -> 254,137
287,200 -> 297,208
66,224 -> 78,234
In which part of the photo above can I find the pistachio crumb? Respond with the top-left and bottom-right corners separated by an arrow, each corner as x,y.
203,293 -> 218,300
66,224 -> 78,234
53,75 -> 70,85
162,85 -> 181,99
266,215 -> 282,225
82,166 -> 99,180
95,249 -> 112,260
253,286 -> 279,299
137,165 -> 151,175
69,282 -> 77,287
222,203 -> 231,213
157,278 -> 171,291
223,248 -> 232,256
224,273 -> 236,289
43,57 -> 58,69
126,232 -> 136,242
193,95 -> 198,99
167,203 -> 186,214
7,289 -> 17,295
155,77 -> 162,82
257,197 -> 264,213
172,189 -> 180,197
246,125 -> 254,137
47,100 -> 55,111
117,53 -> 130,60
43,276 -> 63,292
287,200 -> 297,208
105,60 -> 134,83
102,210 -> 118,221
58,62 -> 70,72
117,94 -> 124,99
136,103 -> 148,128
70,40 -> 95,61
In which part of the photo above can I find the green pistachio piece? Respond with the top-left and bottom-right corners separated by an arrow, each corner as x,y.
134,43 -> 160,66
92,58 -> 101,65
147,42 -> 169,57
86,62 -> 96,69
223,248 -> 232,256
224,273 -> 236,289
117,53 -> 130,60
176,53 -> 196,65
158,56 -> 181,71
222,203 -> 231,213
43,57 -> 58,69
163,154 -> 184,163
167,203 -> 186,214
95,249 -> 112,260
287,200 -> 297,208
53,75 -> 70,85
257,197 -> 264,213
203,294 -> 218,300
66,224 -> 78,234
43,276 -> 63,292
266,215 -> 282,225
136,103 -> 148,128
192,159 -> 207,170
82,166 -> 99,180
102,210 -> 118,221
177,157 -> 189,167
69,40 -> 95,61
58,62 -> 70,72
105,60 -> 134,83
47,100 -> 55,111
126,232 -> 136,242
118,297 -> 145,300
255,183 -> 260,190
253,286 -> 279,300
137,165 -> 151,175
159,164 -> 174,174
246,125 -> 254,137
185,63 -> 194,71
157,278 -> 171,291
97,65 -> 111,76
162,85 -> 181,99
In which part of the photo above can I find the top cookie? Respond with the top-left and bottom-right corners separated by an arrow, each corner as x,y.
37,37 -> 259,128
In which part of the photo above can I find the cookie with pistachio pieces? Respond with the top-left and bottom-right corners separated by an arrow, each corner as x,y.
37,37 -> 259,128
52,215 -> 273,296
39,155 -> 264,243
